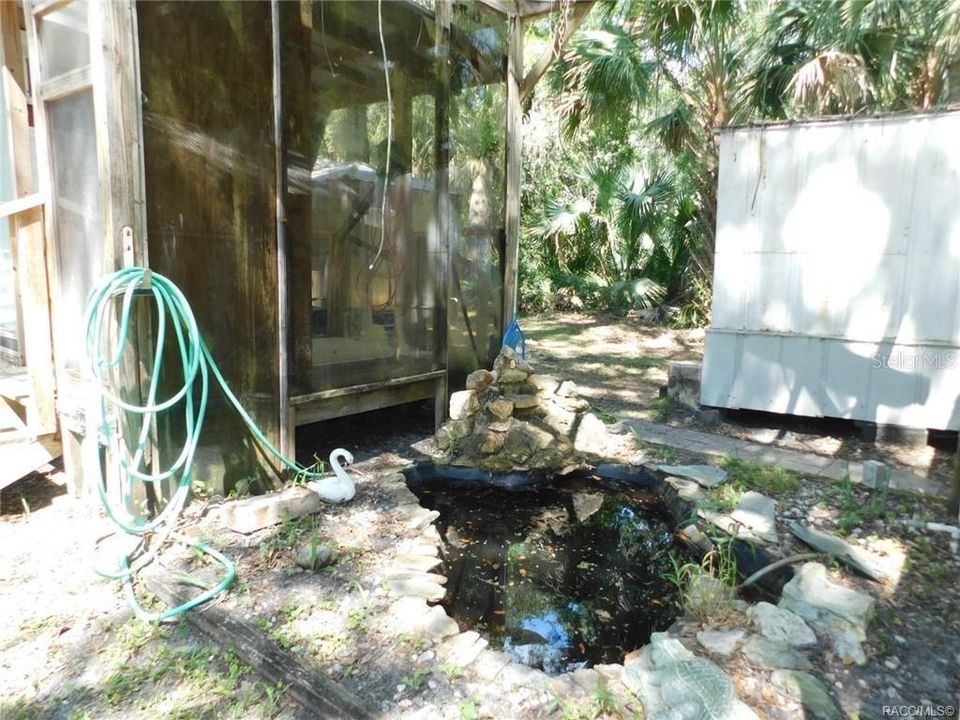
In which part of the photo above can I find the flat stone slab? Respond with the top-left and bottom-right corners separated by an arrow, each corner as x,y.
393,554 -> 443,573
696,628 -> 746,657
438,631 -> 488,668
787,521 -> 892,582
731,491 -> 778,543
657,464 -> 728,487
385,577 -> 446,602
771,670 -> 842,720
748,602 -> 816,647
471,649 -> 512,682
742,636 -> 812,670
665,476 -> 707,502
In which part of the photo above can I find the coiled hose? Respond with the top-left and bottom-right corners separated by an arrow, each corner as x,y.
83,267 -> 325,621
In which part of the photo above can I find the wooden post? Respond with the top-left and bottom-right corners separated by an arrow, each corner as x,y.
283,1 -> 315,400
271,0 -> 291,463
0,2 -> 25,90
434,0 -> 451,424
502,10 -> 522,324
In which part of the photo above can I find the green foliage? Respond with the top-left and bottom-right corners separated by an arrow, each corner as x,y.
721,457 -> 805,495
663,536 -> 740,625
521,0 -> 960,322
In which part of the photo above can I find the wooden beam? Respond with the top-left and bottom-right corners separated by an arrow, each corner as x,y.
147,577 -> 375,720
291,369 -> 446,405
36,64 -> 92,101
0,1 -> 26,89
502,12 -> 522,323
294,375 -> 442,426
12,206 -> 56,433
518,0 -> 594,19
518,1 -> 592,103
0,192 -> 43,219
2,68 -> 35,197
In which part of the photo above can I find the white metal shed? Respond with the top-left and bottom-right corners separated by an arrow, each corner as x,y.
702,109 -> 960,431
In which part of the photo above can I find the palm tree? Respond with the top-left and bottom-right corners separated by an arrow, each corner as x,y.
556,0 -> 764,287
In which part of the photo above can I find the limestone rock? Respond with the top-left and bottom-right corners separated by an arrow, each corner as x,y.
540,402 -> 577,438
487,418 -> 512,432
481,431 -> 506,455
658,464 -> 728,488
574,412 -> 608,459
449,390 -> 479,420
731,491 -> 779,543
779,563 -> 874,666
487,398 -> 514,420
748,602 -> 816,647
572,492 -> 604,523
770,670 -> 841,720
666,476 -> 707,502
557,380 -> 579,398
504,423 -> 554,463
435,418 -> 472,450
498,368 -> 530,384
294,542 -> 338,570
508,393 -> 539,410
742,636 -> 812,670
696,628 -> 746,657
466,369 -> 495,391
529,374 -> 560,395
787,521 -> 893,582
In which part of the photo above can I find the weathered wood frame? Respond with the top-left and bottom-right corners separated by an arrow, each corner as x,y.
15,0 -> 536,481
23,0 -> 148,491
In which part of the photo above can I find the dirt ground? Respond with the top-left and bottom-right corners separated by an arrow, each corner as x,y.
523,312 -> 957,487
1,314 -> 958,719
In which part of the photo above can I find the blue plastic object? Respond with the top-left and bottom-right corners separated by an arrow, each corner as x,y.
502,318 -> 526,358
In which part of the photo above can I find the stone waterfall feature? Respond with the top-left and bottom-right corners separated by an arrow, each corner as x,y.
435,348 -> 609,472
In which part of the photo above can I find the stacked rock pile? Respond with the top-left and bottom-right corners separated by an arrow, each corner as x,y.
435,347 -> 609,472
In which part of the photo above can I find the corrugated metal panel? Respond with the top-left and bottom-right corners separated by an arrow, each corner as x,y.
704,111 -> 960,430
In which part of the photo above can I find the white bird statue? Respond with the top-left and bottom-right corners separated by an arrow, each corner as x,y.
306,448 -> 356,504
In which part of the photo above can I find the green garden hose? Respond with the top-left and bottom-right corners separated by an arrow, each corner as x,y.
83,266 -> 326,621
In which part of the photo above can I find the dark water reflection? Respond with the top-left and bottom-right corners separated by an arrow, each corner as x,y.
406,473 -> 682,673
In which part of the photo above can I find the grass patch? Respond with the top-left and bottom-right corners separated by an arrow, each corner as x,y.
1,618 -> 289,720
721,457 -> 804,495
663,537 -> 741,626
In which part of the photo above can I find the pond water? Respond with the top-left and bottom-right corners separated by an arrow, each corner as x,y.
404,467 -> 683,674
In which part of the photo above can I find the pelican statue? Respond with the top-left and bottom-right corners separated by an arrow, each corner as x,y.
307,448 -> 356,503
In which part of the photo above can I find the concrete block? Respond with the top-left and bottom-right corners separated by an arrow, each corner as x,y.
220,486 -> 321,534
667,361 -> 702,409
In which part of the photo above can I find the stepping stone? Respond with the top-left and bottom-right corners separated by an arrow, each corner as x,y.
771,670 -> 842,720
658,464 -> 728,487
787,521 -> 892,582
742,636 -> 812,670
696,628 -> 746,657
748,602 -> 816,647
